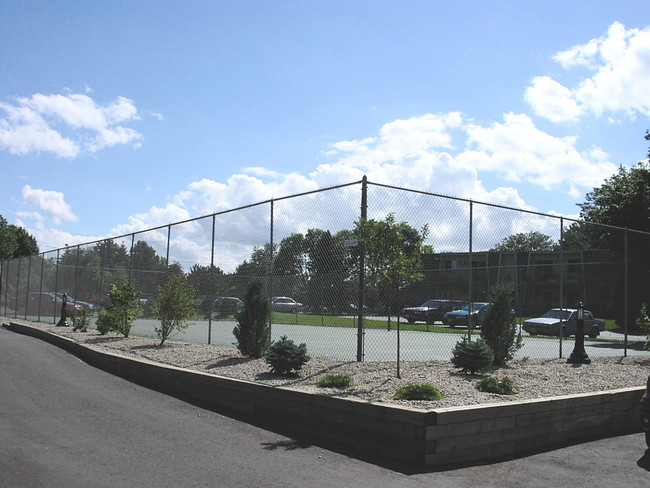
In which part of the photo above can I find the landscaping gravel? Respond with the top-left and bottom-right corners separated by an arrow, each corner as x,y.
31,324 -> 650,410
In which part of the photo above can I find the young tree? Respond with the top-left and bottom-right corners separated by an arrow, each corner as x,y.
233,281 -> 270,358
96,282 -> 142,337
153,273 -> 196,346
480,283 -> 521,366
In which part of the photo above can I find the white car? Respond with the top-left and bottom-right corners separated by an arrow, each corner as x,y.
271,297 -> 303,313
523,308 -> 605,338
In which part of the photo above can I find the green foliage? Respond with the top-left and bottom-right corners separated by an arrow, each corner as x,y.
451,336 -> 494,374
233,281 -> 270,358
475,376 -> 519,395
635,302 -> 650,350
392,384 -> 445,401
480,283 -> 521,366
490,231 -> 556,252
95,310 -> 113,335
95,282 -> 142,337
316,374 -> 355,389
72,307 -> 91,332
266,335 -> 310,375
0,215 -> 39,259
153,273 -> 196,346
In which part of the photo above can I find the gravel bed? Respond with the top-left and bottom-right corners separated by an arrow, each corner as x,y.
30,324 -> 650,410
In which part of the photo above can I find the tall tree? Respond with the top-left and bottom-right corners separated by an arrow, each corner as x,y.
352,213 -> 430,313
490,231 -> 556,252
0,215 -> 38,259
572,134 -> 650,328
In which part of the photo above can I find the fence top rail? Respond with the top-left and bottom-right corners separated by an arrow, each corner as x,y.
30,179 -> 364,258
367,180 -> 650,237
6,176 -> 650,262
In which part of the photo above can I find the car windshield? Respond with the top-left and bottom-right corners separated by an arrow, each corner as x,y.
541,309 -> 572,320
460,302 -> 489,311
421,300 -> 444,307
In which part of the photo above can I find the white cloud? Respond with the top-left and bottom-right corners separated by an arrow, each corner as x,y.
461,112 -> 618,191
0,92 -> 143,158
525,76 -> 582,122
21,185 -> 78,225
526,22 -> 650,122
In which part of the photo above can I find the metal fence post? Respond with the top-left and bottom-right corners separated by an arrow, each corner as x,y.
467,200 -> 473,340
357,176 -> 367,362
623,227 -> 629,357
208,215 -> 216,345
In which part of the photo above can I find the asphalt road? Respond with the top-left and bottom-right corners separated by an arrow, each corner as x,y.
1,325 -> 649,488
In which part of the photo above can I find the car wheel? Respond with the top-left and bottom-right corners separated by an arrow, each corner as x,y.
646,430 -> 650,449
407,318 -> 415,324
588,328 -> 599,339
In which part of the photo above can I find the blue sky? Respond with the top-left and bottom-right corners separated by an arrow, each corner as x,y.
1,0 -> 650,263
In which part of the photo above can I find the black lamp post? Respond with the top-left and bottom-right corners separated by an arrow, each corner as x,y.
57,293 -> 68,327
568,301 -> 591,364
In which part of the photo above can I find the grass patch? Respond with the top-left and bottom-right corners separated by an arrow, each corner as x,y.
475,376 -> 519,395
316,374 -> 355,389
392,384 -> 445,401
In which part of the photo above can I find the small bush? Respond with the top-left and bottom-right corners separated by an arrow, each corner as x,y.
451,336 -> 494,374
635,303 -> 650,350
316,374 -> 355,389
72,307 -> 90,332
94,282 -> 142,337
392,384 -> 445,401
95,309 -> 116,335
476,376 -> 519,395
266,335 -> 310,376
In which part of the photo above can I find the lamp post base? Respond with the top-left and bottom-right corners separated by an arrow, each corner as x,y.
567,352 -> 591,364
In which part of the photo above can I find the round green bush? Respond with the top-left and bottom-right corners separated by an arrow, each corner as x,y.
392,384 -> 445,401
451,336 -> 494,374
266,335 -> 309,376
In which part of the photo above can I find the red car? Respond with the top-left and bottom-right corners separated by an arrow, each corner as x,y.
12,292 -> 83,316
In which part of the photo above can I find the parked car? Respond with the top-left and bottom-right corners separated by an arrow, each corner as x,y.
12,292 -> 84,316
213,296 -> 244,316
400,299 -> 466,325
444,302 -> 491,328
522,308 -> 605,338
641,374 -> 650,448
271,297 -> 303,313
55,293 -> 95,310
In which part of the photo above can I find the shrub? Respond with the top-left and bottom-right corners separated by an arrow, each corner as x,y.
266,335 -> 310,375
480,283 -> 522,366
72,307 -> 91,332
152,273 -> 196,346
392,384 -> 444,401
476,376 -> 519,395
451,336 -> 494,374
233,281 -> 270,358
95,282 -> 142,337
635,303 -> 650,350
95,309 -> 113,335
316,374 -> 355,389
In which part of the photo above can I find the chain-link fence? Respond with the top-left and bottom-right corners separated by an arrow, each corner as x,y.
2,177 -> 649,362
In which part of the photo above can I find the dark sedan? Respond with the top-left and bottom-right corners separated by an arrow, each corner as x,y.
400,299 -> 466,325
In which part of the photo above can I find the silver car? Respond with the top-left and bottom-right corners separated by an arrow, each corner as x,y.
271,297 -> 303,313
523,308 -> 605,338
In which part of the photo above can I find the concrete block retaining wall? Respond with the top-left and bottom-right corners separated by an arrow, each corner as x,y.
5,321 -> 644,467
